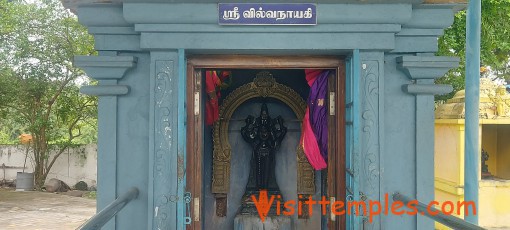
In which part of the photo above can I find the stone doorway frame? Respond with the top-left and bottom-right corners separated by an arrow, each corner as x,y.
186,55 -> 346,230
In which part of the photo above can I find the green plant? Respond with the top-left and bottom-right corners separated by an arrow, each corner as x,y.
0,0 -> 97,189
82,191 -> 97,199
436,0 -> 510,101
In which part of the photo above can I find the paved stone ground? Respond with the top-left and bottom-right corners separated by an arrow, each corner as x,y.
0,188 -> 96,230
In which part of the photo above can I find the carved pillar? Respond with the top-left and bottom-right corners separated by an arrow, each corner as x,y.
148,51 -> 184,230
397,55 -> 459,230
75,54 -> 137,229
359,52 -> 384,229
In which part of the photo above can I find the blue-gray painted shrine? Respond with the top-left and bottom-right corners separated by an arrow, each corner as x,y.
64,0 -> 466,229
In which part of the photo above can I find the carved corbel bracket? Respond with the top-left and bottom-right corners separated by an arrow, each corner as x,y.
80,85 -> 130,96
397,55 -> 459,95
402,83 -> 453,95
75,55 -> 137,96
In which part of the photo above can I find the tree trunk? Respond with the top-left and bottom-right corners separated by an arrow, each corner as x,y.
34,172 -> 45,190
33,158 -> 45,190
33,136 -> 48,190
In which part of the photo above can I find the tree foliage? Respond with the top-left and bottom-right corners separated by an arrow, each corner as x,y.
436,0 -> 510,101
0,0 -> 97,189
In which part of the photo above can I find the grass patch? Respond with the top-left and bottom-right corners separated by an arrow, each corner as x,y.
83,191 -> 96,199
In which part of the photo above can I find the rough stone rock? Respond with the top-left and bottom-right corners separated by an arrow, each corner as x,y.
1,179 -> 16,188
74,181 -> 88,191
88,185 -> 97,191
45,178 -> 70,192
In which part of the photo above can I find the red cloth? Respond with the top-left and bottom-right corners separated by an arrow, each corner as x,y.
205,70 -> 231,126
205,71 -> 220,126
305,69 -> 322,84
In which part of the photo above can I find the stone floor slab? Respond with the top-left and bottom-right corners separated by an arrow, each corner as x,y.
0,188 -> 95,230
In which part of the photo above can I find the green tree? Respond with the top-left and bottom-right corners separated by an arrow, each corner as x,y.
0,0 -> 97,189
436,0 -> 510,101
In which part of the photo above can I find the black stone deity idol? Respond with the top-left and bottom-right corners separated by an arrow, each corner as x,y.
241,103 -> 287,190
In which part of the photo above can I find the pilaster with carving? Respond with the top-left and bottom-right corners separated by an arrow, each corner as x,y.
149,54 -> 180,230
359,53 -> 384,229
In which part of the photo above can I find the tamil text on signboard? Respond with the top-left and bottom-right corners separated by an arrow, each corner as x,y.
219,3 -> 317,25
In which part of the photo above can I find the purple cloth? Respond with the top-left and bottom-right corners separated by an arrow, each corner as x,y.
307,70 -> 329,162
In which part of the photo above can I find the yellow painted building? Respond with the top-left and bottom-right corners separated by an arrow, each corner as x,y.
435,78 -> 510,229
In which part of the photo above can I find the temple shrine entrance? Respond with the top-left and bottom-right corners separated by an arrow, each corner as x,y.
186,56 -> 346,230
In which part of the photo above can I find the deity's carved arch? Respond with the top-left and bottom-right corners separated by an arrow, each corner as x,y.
211,71 -> 316,209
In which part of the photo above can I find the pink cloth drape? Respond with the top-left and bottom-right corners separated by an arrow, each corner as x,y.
300,108 -> 327,170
